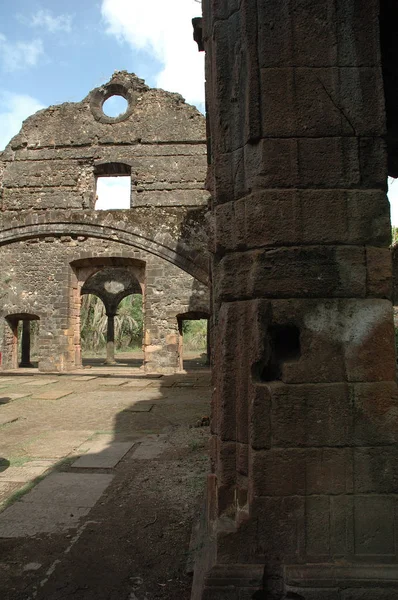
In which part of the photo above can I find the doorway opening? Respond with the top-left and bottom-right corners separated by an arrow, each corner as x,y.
80,292 -> 143,367
177,313 -> 209,371
4,313 -> 40,370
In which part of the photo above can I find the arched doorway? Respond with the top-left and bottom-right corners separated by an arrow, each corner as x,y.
78,265 -> 144,367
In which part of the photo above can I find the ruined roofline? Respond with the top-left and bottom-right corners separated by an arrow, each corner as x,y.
1,70 -> 205,154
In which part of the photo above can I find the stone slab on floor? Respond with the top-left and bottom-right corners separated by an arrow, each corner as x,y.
123,380 -> 151,388
0,472 -> 114,537
23,379 -> 59,386
31,390 -> 73,401
0,393 -> 31,403
70,376 -> 98,381
124,403 -> 154,413
71,436 -> 135,468
98,379 -> 130,387
0,414 -> 20,426
24,430 -> 94,458
131,434 -> 168,459
0,505 -> 92,538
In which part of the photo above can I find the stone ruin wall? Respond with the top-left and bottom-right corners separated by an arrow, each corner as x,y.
0,72 -> 210,372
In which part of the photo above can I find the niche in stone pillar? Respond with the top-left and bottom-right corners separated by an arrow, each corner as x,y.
254,323 -> 301,382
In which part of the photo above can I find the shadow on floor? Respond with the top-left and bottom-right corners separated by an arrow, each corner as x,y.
0,367 -> 211,600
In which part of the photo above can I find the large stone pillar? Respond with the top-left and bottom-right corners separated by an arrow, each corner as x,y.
195,1 -> 398,599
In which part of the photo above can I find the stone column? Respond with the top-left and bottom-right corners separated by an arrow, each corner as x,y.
104,313 -> 116,365
195,2 -> 398,599
19,320 -> 33,368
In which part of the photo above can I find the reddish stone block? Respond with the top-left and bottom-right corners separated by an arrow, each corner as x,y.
366,247 -> 392,298
353,382 -> 398,445
215,246 -> 366,302
270,382 -> 353,447
354,448 -> 398,493
305,496 -> 331,557
353,496 -> 395,555
244,138 -> 299,190
359,137 -> 388,188
252,496 -> 305,559
252,449 -> 307,496
257,0 -> 338,67
249,384 -> 271,450
344,300 -> 396,382
306,448 -> 353,495
297,137 -> 360,187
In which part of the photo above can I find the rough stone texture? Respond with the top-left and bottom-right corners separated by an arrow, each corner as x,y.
194,2 -> 398,600
0,72 -> 210,373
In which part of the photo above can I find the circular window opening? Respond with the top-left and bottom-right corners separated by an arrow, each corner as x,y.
102,95 -> 129,118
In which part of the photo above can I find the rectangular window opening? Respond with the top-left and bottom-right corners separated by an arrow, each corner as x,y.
95,176 -> 131,210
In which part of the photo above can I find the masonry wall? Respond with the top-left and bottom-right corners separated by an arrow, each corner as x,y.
0,236 -> 208,372
0,71 -> 210,373
0,72 -> 207,211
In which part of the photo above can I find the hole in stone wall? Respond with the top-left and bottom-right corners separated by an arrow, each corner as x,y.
95,176 -> 131,210
254,324 -> 301,382
102,95 -> 129,118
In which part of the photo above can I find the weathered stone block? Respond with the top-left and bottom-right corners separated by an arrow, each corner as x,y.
353,382 -> 398,445
341,590 -> 398,600
215,246 -> 366,301
260,67 -> 384,138
354,448 -> 398,494
252,496 -> 305,559
269,382 -> 353,447
366,247 -> 392,298
353,496 -> 395,555
306,448 -> 353,495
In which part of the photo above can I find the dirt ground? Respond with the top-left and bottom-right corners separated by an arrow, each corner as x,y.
0,357 -> 211,600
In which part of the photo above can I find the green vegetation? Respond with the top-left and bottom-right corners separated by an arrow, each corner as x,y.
81,294 -> 143,353
182,319 -> 207,351
392,227 -> 398,245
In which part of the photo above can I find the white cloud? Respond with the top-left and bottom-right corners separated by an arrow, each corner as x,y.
30,9 -> 73,34
95,177 -> 131,210
0,92 -> 45,151
0,33 -> 44,72
101,0 -> 205,109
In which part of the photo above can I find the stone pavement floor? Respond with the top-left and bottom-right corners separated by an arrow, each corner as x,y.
0,367 -> 211,600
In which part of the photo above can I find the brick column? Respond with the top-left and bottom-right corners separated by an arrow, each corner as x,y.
195,1 -> 398,598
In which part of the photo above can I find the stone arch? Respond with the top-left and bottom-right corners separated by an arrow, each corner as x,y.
0,221 -> 209,285
69,257 -> 146,369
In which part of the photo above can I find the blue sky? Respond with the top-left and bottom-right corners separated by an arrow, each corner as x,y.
0,0 -> 204,149
1,1 -> 398,225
